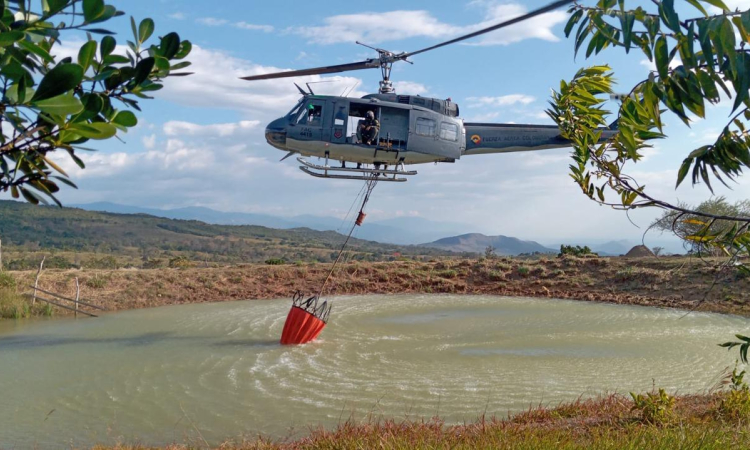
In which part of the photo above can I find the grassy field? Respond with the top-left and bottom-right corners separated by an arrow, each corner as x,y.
88,392 -> 750,449
1,255 -> 748,318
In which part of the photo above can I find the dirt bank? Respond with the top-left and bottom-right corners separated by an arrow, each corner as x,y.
3,256 -> 749,317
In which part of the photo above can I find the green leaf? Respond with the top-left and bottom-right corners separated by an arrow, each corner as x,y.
138,18 -> 155,44
659,0 -> 681,33
82,0 -> 105,23
159,32 -> 180,59
77,40 -> 97,72
68,122 -> 117,140
686,0 -> 708,16
112,110 -> 137,127
173,40 -> 192,60
565,9 -> 583,37
700,0 -> 730,12
45,0 -> 69,16
131,56 -> 155,86
655,36 -> 670,80
0,30 -> 24,47
676,157 -> 694,187
17,40 -> 54,64
130,16 -> 138,43
100,35 -> 115,59
31,64 -> 84,102
32,93 -> 84,116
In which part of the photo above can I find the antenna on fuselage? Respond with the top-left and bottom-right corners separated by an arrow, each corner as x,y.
294,83 -> 308,96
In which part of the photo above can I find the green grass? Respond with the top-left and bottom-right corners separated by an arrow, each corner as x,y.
0,287 -> 29,319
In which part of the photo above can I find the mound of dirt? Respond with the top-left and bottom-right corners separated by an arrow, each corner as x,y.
625,245 -> 655,257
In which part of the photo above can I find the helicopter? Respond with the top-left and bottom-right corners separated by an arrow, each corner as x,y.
241,0 -> 617,182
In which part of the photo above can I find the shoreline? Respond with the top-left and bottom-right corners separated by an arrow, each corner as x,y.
1,255 -> 749,318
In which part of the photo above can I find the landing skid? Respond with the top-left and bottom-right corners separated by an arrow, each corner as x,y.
297,157 -> 417,182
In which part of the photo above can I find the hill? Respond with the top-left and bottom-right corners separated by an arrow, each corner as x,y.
0,200 -> 457,268
72,202 -> 469,245
420,233 -> 554,255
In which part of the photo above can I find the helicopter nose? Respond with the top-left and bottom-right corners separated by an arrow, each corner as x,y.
265,118 -> 287,150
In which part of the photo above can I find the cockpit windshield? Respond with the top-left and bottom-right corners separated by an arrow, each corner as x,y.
285,99 -> 304,119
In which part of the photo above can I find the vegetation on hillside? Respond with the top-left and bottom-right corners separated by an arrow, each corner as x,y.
0,200 -> 458,269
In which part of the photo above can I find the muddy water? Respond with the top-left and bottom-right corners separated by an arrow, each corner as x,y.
0,295 -> 746,448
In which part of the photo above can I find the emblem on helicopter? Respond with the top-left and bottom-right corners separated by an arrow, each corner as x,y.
333,129 -> 343,139
470,135 -> 482,145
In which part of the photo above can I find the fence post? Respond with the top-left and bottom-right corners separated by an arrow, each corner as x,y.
74,277 -> 80,318
0,238 -> 3,272
32,256 -> 45,306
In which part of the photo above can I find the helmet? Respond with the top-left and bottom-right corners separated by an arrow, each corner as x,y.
366,111 -> 375,119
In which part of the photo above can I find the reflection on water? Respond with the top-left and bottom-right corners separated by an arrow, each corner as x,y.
0,295 -> 745,448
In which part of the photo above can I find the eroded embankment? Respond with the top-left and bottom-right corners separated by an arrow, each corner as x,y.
2,256 -> 749,317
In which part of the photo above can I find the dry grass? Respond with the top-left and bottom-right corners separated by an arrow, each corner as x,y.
1,256 -> 749,318
88,393 -> 750,449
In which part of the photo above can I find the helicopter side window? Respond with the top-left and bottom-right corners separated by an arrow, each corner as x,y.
297,103 -> 323,125
415,117 -> 436,137
439,122 -> 459,142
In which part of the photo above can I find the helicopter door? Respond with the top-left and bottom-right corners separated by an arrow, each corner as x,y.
289,99 -> 325,142
331,103 -> 348,144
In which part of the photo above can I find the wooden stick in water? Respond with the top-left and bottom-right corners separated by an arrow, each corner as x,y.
26,286 -> 106,311
22,294 -> 98,317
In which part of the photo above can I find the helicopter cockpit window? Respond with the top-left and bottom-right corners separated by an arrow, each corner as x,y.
297,103 -> 323,125
286,99 -> 304,119
415,117 -> 436,137
439,122 -> 459,141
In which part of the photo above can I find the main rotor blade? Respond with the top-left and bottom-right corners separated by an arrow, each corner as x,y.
241,60 -> 378,81
401,0 -> 574,59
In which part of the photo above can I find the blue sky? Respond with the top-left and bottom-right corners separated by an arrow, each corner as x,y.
8,0 -> 750,248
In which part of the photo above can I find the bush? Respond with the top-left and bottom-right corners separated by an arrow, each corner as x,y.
488,270 -> 506,281
0,272 -> 16,289
265,258 -> 285,265
168,256 -> 194,269
718,366 -> 750,422
517,266 -> 530,277
142,258 -> 165,269
630,389 -> 675,425
436,269 -> 458,279
85,276 -> 108,289
558,245 -> 598,258
0,288 -> 29,319
87,256 -> 119,270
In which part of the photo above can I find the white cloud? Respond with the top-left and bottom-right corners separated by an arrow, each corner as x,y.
234,22 -> 274,32
156,45 -> 366,120
292,2 -> 566,46
168,12 -> 186,20
163,120 -> 260,137
142,134 -> 156,150
465,94 -> 535,108
392,81 -> 428,95
196,17 -> 228,26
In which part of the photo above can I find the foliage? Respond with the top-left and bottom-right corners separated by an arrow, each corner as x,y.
558,244 -> 598,257
630,389 -> 676,425
720,334 -> 750,363
517,266 -> 530,277
0,0 -> 192,205
0,271 -> 14,288
551,0 -> 750,271
718,365 -> 750,421
0,287 -> 27,318
652,246 -> 664,257
651,197 -> 750,259
484,245 -> 497,259
85,274 -> 106,288
264,258 -> 285,265
168,255 -> 193,269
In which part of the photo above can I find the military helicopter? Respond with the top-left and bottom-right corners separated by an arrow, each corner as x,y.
242,0 -> 616,182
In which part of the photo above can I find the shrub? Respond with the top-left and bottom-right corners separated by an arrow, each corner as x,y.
718,366 -> 750,422
87,256 -> 119,270
548,269 -> 565,279
0,288 -> 29,319
488,271 -> 506,281
0,272 -> 16,289
630,389 -> 675,425
558,245 -> 598,258
517,266 -> 530,277
142,258 -> 165,269
168,256 -> 194,269
436,269 -> 458,279
265,258 -> 285,265
85,276 -> 108,289
615,266 -> 636,282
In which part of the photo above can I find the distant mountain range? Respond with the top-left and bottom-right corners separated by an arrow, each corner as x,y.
420,233 -> 555,255
72,202 -> 469,246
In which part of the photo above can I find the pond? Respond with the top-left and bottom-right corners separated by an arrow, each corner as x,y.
0,295 -> 745,448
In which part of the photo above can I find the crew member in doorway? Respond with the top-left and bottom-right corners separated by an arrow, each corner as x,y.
358,111 -> 380,145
